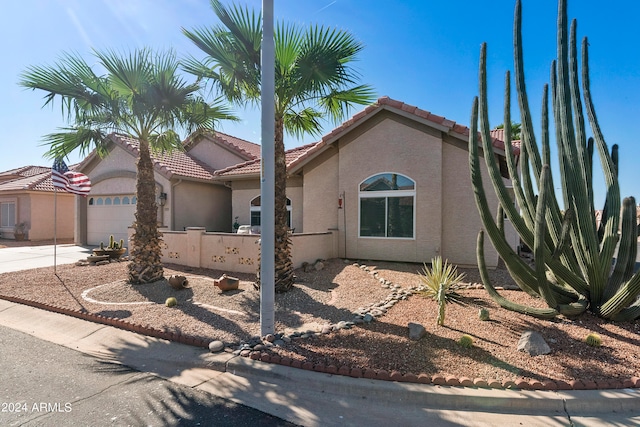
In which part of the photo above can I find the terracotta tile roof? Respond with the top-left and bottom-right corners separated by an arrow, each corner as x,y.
0,166 -> 75,194
214,142 -> 318,178
109,134 -> 217,181
287,97 -> 520,173
0,166 -> 51,182
183,130 -> 261,160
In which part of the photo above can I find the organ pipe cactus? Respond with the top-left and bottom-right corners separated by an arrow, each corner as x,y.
469,0 -> 640,321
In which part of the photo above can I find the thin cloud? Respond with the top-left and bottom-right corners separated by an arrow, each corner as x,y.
316,1 -> 337,14
66,8 -> 93,48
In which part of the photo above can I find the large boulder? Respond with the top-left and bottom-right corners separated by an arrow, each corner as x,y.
517,330 -> 551,356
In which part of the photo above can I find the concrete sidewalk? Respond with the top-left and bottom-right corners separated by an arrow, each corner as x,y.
0,244 -> 92,273
0,298 -> 638,426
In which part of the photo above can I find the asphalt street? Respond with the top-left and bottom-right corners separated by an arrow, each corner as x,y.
0,325 -> 297,427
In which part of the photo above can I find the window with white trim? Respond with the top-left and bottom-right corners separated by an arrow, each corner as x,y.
359,173 -> 415,238
250,196 -> 291,228
1,202 -> 16,228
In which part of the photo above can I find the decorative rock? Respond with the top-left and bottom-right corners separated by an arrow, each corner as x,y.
363,313 -> 374,323
208,340 -> 225,353
273,339 -> 285,347
314,261 -> 325,271
264,333 -> 276,342
408,322 -> 427,341
517,331 -> 551,356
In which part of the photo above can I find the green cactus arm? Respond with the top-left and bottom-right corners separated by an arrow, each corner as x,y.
502,71 -> 534,229
611,300 -> 640,322
604,197 -> 638,301
582,37 -> 621,281
534,165 -> 558,309
557,297 -> 588,317
568,19 -> 591,209
599,270 -> 640,319
513,0 -> 543,185
477,231 -> 559,319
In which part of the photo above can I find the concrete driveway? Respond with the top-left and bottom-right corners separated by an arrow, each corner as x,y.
0,244 -> 92,273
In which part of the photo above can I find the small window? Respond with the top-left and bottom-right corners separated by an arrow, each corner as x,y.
250,196 -> 291,227
96,198 -> 104,206
105,198 -> 112,205
132,196 -> 137,205
89,198 -> 94,205
1,202 -> 16,228
122,196 -> 130,205
359,173 -> 415,238
113,197 -> 121,205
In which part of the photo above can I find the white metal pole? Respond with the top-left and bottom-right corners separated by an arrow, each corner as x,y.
53,187 -> 57,274
260,0 -> 275,336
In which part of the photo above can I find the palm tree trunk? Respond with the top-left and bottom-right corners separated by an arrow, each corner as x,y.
128,138 -> 164,284
273,117 -> 294,292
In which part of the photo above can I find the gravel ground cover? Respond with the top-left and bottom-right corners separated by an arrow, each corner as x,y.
0,253 -> 638,385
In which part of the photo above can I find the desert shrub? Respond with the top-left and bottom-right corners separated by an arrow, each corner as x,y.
165,297 -> 178,307
418,256 -> 465,326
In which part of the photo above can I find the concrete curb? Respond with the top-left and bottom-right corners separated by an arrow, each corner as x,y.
1,294 -> 639,393
1,298 -> 639,419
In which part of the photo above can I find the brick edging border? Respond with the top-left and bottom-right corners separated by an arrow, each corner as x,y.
2,294 -> 638,391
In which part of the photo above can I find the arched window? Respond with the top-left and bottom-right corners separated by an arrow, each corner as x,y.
132,196 -> 137,205
88,198 -> 94,205
250,196 -> 292,228
105,197 -> 112,205
113,197 -> 121,205
96,198 -> 104,206
359,173 -> 415,238
122,196 -> 130,205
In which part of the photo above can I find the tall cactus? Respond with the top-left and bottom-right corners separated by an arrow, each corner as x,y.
469,0 -> 640,321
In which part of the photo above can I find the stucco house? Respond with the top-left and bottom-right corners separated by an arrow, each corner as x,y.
73,96 -> 516,268
0,166 -> 75,241
216,96 -> 517,267
74,131 -> 260,247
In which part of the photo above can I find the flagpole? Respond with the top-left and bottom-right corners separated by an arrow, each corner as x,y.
54,186 -> 57,274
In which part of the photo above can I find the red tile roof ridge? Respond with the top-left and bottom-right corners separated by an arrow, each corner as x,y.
214,158 -> 260,176
183,130 -> 260,160
108,133 -> 216,181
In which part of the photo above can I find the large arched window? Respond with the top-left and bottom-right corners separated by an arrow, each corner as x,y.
359,173 -> 415,238
250,196 -> 292,228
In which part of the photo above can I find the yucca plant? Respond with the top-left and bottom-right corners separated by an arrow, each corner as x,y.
418,256 -> 465,325
469,0 -> 640,321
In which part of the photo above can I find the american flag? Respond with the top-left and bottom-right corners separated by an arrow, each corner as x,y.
52,158 -> 91,196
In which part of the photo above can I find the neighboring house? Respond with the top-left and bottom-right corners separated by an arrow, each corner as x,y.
215,97 -> 517,267
0,166 -> 75,241
75,131 -> 260,247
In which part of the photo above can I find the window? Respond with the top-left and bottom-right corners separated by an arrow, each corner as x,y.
359,173 -> 415,238
250,196 -> 291,228
113,197 -> 121,205
1,202 -> 16,228
122,196 -> 130,205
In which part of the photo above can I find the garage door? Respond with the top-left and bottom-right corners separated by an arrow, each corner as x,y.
87,195 -> 137,247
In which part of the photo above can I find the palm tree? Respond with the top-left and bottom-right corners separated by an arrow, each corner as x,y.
20,48 -> 237,284
182,0 -> 375,292
495,122 -> 522,140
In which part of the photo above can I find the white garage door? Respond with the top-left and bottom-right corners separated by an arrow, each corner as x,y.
87,195 -> 137,247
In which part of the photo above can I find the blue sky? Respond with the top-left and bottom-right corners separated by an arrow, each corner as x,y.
2,0 -> 638,207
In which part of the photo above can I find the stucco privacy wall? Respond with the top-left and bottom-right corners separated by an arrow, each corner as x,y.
139,227 -> 337,274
